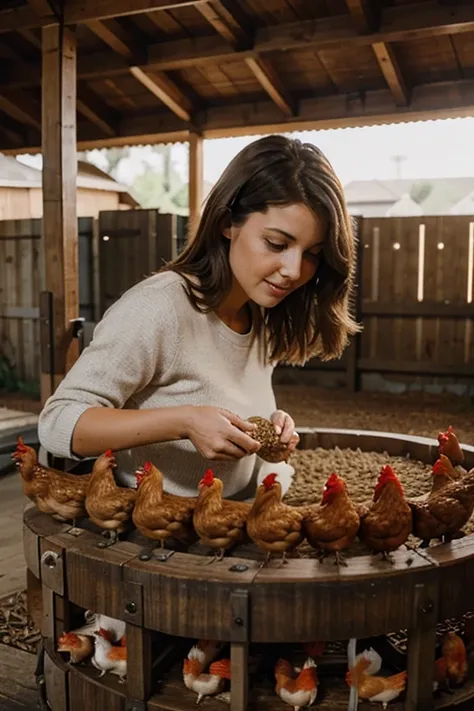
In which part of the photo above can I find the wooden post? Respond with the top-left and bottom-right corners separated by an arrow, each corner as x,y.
41,24 -> 79,403
188,131 -> 203,241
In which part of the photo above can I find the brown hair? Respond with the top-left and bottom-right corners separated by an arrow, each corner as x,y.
163,134 -> 360,365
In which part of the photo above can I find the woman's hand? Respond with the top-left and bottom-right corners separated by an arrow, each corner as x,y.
270,409 -> 300,456
184,405 -> 261,461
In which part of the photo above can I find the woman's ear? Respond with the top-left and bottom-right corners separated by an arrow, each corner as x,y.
222,226 -> 232,240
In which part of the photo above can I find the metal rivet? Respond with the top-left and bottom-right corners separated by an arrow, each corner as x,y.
234,616 -> 244,627
41,551 -> 59,569
125,601 -> 137,615
229,564 -> 248,573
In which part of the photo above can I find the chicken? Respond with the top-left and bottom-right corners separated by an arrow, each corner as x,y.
183,657 -> 231,704
409,467 -> 474,547
12,437 -> 90,522
91,628 -> 127,682
346,652 -> 407,709
433,656 -> 448,692
438,426 -> 465,468
409,456 -> 460,505
70,610 -> 126,643
358,465 -> 412,561
187,640 -> 222,670
193,469 -> 251,562
57,631 -> 93,664
85,450 -> 137,546
247,473 -> 304,567
354,647 -> 382,676
442,631 -> 468,687
274,657 -> 319,711
303,472 -> 360,566
132,461 -> 196,555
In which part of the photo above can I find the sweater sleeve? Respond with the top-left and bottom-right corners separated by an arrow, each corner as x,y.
38,283 -> 180,459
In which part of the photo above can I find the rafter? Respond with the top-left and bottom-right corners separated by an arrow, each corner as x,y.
129,67 -> 192,121
4,4 -> 474,85
86,19 -> 141,60
245,58 -> 295,117
196,1 -> 294,116
195,1 -> 250,47
77,84 -> 120,137
345,0 -> 409,106
0,0 -> 210,31
0,90 -> 41,129
4,77 -> 474,155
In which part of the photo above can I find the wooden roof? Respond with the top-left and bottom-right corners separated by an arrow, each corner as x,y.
1,0 -> 474,153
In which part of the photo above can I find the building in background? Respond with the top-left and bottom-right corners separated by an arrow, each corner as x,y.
344,177 -> 474,217
0,154 -> 138,220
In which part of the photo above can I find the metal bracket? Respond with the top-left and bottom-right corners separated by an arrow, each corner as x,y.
40,549 -> 64,596
230,588 -> 249,643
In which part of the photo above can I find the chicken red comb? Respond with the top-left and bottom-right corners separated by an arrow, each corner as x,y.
15,436 -> 28,452
262,473 -> 278,490
379,464 -> 397,482
210,658 -> 231,679
438,425 -> 454,444
143,461 -> 152,473
199,469 -> 215,487
97,627 -> 110,639
104,449 -> 113,458
326,473 -> 342,487
432,457 -> 450,475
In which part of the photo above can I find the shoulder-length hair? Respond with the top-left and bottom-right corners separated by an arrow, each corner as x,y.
163,134 -> 360,365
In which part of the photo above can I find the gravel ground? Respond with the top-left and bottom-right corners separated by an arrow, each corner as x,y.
275,385 -> 474,445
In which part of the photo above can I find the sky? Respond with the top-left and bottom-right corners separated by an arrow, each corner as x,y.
17,116 -> 474,188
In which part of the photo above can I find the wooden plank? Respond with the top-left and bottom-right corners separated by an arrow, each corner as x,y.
362,303 -> 474,317
68,668 -> 125,711
125,623 -> 153,701
41,25 -> 79,401
129,67 -> 193,122
406,576 -> 439,711
244,57 -> 295,116
0,644 -> 38,711
372,42 -> 410,106
356,358 -> 474,376
64,0 -> 209,24
188,132 -> 203,239
44,646 -> 69,711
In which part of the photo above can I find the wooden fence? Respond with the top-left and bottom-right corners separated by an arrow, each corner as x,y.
303,215 -> 474,388
1,212 -> 474,389
0,210 -> 185,383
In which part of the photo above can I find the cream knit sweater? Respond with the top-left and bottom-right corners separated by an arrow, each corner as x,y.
38,271 -> 292,498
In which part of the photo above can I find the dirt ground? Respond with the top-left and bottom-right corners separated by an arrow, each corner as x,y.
274,385 -> 474,446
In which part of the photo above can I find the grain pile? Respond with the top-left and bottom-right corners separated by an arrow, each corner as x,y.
283,447 -> 474,556
0,590 -> 40,653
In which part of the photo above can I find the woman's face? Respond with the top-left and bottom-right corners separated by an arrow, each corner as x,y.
224,203 -> 326,309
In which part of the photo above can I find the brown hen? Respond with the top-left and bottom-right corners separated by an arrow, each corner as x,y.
247,473 -> 304,567
303,472 -> 360,566
358,465 -> 412,561
85,450 -> 137,545
193,469 -> 251,562
12,437 -> 90,522
132,461 -> 196,554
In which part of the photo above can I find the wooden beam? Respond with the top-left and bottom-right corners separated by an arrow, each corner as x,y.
345,0 -> 409,106
77,84 -> 119,137
86,19 -> 140,60
197,1 -> 294,115
5,78 -> 474,154
64,0 -> 209,24
245,57 -> 295,117
196,1 -> 250,47
129,66 -> 192,121
0,90 -> 41,129
41,25 -> 79,399
372,42 -> 409,106
188,132 -> 203,239
345,0 -> 379,33
0,0 -> 208,31
5,3 -> 474,85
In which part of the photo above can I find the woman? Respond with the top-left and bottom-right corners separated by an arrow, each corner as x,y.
38,135 -> 359,498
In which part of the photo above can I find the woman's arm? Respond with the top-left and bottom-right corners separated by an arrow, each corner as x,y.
72,405 -> 260,460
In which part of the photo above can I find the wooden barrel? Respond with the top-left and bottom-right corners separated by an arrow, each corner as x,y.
24,429 -> 474,711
